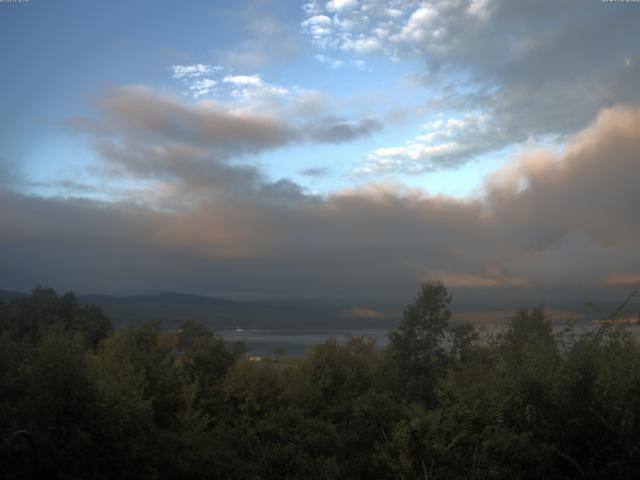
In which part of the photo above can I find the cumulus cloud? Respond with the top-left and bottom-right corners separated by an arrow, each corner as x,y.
172,64 -> 223,98
357,112 -> 507,174
301,14 -> 335,49
302,0 -> 640,174
223,74 -> 263,86
3,104 -> 639,297
326,0 -> 359,13
392,6 -> 439,45
484,105 -> 640,247
172,64 -> 221,79
171,66 -> 291,101
223,74 -> 290,102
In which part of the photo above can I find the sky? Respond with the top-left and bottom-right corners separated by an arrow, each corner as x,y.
0,0 -> 639,300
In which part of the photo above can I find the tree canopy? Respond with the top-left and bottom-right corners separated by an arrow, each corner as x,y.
1,285 -> 640,479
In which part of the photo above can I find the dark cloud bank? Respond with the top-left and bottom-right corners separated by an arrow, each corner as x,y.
1,83 -> 639,299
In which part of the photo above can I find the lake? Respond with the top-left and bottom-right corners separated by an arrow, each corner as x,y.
219,322 -> 640,358
219,328 -> 391,357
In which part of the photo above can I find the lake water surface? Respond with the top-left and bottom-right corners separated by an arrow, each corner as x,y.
219,329 -> 390,357
220,323 -> 640,358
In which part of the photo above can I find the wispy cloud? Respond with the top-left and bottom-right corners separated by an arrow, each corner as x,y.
314,53 -> 366,70
67,84 -> 385,197
298,166 -> 330,178
219,4 -> 303,70
309,116 -> 382,143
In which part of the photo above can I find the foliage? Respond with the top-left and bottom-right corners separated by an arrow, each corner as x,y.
1,285 -> 640,479
388,280 -> 453,404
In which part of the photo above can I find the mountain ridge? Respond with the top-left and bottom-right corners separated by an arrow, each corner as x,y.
2,289 -> 636,330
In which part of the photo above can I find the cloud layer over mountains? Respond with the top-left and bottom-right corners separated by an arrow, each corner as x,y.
2,101 -> 639,297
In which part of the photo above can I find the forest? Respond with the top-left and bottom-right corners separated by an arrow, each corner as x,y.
1,282 -> 640,479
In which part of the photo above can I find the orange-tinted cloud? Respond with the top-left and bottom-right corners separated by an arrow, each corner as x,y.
2,104 -> 639,298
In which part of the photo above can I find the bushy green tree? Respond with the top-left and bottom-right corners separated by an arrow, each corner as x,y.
99,322 -> 187,429
450,322 -> 479,361
178,320 -> 236,407
508,306 -> 553,347
388,280 -> 452,404
0,287 -> 111,345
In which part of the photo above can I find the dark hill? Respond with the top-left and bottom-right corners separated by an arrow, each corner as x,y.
76,292 -> 402,330
0,289 -> 27,302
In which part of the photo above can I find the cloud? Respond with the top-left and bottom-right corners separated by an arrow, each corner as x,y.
314,54 -> 367,70
171,66 -> 290,101
4,101 -> 639,298
605,274 -> 640,287
427,270 -> 527,288
223,74 -> 264,86
341,36 -> 383,54
484,105 -> 640,247
309,116 -> 382,143
68,86 -> 382,189
358,142 -> 469,175
326,0 -> 359,13
223,74 -> 290,102
172,64 -> 223,98
220,5 -> 303,70
357,112 -> 505,174
303,0 -> 640,174
341,307 -> 393,319
167,66 -> 383,146
467,0 -> 493,19
392,6 -> 439,45
315,54 -> 344,68
172,64 -> 221,79
298,166 -> 330,178
301,14 -> 334,48
187,78 -> 218,98
99,85 -> 300,157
